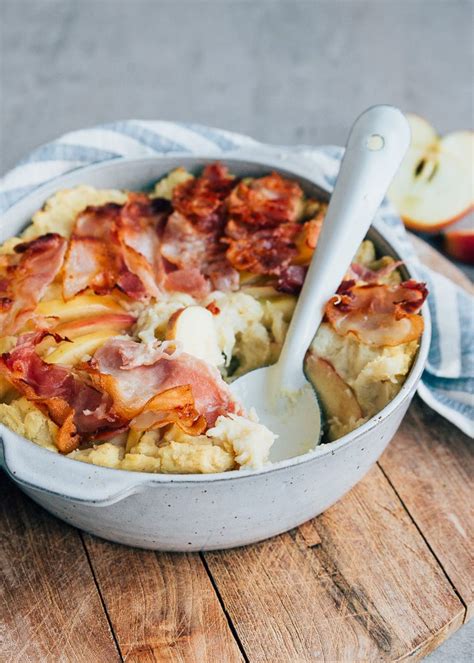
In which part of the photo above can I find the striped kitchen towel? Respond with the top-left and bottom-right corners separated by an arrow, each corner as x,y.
0,120 -> 472,436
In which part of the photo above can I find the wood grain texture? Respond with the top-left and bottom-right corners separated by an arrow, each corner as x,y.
0,478 -> 119,663
204,465 -> 464,662
82,534 -> 243,663
379,398 -> 473,622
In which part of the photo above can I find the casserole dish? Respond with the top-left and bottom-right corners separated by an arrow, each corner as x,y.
0,154 -> 431,550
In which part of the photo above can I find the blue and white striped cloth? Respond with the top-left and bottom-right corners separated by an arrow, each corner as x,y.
0,120 -> 472,436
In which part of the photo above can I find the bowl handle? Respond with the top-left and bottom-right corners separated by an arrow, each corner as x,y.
0,426 -> 151,506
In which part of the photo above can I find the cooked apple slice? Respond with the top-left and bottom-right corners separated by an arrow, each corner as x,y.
166,306 -> 224,367
304,353 -> 362,433
54,313 -> 136,338
36,294 -> 125,322
44,330 -> 118,365
443,229 -> 474,265
388,114 -> 473,231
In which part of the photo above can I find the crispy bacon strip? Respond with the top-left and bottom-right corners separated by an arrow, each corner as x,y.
63,195 -> 169,301
0,332 -> 125,452
161,211 -> 239,293
227,172 -> 303,228
224,173 -> 319,288
88,337 -> 240,426
225,223 -> 301,275
172,163 -> 235,232
160,164 -> 240,293
0,234 -> 67,335
325,280 -> 427,346
130,385 -> 206,435
56,412 -> 80,454
118,193 -> 168,296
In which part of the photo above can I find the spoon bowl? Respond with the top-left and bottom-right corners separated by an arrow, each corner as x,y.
231,365 -> 321,461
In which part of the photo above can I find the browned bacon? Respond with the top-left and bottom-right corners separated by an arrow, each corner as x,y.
88,337 -> 240,426
158,164 -> 240,293
224,173 -> 315,289
0,332 -> 125,452
162,166 -> 312,293
161,211 -> 239,294
325,281 -> 427,346
227,172 -> 303,228
130,385 -> 206,436
172,163 -> 235,232
225,223 -> 301,275
63,195 -> 169,301
0,234 -> 67,336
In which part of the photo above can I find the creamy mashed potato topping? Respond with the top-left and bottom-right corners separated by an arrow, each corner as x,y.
310,323 -> 418,439
0,163 -> 427,473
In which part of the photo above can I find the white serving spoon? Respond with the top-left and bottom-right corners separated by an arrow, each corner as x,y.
230,105 -> 411,461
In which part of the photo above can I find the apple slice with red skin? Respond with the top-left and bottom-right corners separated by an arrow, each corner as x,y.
443,229 -> 474,265
305,352 -> 363,438
388,114 -> 474,232
54,313 -> 136,339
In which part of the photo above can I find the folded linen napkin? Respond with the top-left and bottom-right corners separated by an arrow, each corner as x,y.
0,120 -> 472,436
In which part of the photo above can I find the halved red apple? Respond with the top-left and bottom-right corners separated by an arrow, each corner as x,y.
388,114 -> 473,232
443,229 -> 474,265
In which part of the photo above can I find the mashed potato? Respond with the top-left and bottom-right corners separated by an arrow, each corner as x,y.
0,398 -> 58,451
310,323 -> 418,439
68,412 -> 275,474
207,410 -> 277,470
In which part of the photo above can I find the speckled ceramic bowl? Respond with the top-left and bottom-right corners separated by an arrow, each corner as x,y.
0,154 -> 430,550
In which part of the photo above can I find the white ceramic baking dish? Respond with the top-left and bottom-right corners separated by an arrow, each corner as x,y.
0,154 -> 431,551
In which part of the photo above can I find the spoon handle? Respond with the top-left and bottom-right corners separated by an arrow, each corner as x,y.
277,105 -> 411,392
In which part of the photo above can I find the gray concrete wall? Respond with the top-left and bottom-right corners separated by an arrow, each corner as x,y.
1,0 -> 472,172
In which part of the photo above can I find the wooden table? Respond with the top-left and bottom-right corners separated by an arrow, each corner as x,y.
1,241 -> 472,662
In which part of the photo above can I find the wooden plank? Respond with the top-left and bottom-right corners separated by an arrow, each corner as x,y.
82,534 -> 244,663
0,477 -> 120,663
295,519 -> 322,548
379,397 -> 473,621
204,465 -> 464,662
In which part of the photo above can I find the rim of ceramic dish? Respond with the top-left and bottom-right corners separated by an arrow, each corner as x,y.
0,152 -> 431,486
